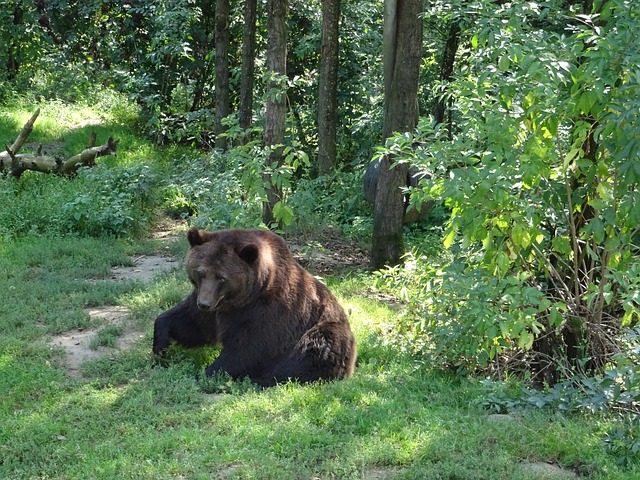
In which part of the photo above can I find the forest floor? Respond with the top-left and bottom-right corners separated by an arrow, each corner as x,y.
36,222 -> 581,480
2,103 -> 634,479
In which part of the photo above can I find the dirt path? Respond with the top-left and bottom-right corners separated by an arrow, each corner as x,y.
50,254 -> 179,378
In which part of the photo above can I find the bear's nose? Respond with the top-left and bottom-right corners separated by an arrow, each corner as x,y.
197,300 -> 211,311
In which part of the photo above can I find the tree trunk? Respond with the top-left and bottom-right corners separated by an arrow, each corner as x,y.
262,0 -> 289,226
371,0 -> 423,269
317,0 -> 340,175
432,21 -> 460,138
214,0 -> 231,150
190,0 -> 216,111
239,0 -> 258,134
7,5 -> 24,80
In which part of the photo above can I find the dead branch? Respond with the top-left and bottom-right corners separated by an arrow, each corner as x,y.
0,108 -> 41,161
0,109 -> 118,178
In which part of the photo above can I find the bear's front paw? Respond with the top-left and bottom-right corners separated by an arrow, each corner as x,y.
152,344 -> 167,356
152,351 -> 170,366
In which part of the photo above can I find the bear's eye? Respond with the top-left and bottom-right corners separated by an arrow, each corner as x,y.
215,275 -> 226,283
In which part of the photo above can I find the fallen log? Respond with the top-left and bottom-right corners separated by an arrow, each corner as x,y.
0,109 -> 118,178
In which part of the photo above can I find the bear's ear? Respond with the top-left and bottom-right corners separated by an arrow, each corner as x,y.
237,243 -> 259,265
187,227 -> 209,246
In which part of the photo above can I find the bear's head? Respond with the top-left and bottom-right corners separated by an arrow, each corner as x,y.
185,227 -> 262,312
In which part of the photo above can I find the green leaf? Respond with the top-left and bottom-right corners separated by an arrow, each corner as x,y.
498,55 -> 510,72
272,201 -> 294,226
511,224 -> 532,249
517,330 -> 535,350
552,236 -> 572,256
443,228 -> 456,249
586,218 -> 605,244
549,307 -> 564,327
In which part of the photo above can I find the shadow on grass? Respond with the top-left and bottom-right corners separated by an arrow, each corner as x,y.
0,238 -> 624,479
2,326 -> 578,480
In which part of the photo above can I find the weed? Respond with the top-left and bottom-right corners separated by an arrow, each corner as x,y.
90,325 -> 125,350
603,415 -> 640,468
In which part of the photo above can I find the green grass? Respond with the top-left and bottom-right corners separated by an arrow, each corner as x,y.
0,234 -> 637,479
1,97 -> 638,479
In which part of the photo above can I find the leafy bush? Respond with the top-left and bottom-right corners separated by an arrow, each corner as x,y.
479,361 -> 640,415
161,152 -> 263,229
0,161 -> 158,240
376,0 -> 640,381
287,170 -> 372,240
376,256 -> 548,371
61,163 -> 158,237
161,115 -> 327,230
148,109 -> 215,148
603,415 -> 640,468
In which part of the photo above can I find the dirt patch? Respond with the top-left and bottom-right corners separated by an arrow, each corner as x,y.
52,249 -> 180,377
51,306 -> 142,378
363,467 -> 401,479
75,118 -> 104,128
151,218 -> 187,242
521,462 -> 578,478
111,254 -> 179,282
289,230 -> 369,275
487,413 -> 521,422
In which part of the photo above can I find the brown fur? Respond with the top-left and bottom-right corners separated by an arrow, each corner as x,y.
153,227 -> 357,386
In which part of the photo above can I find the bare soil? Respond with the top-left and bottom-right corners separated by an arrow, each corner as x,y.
110,254 -> 179,282
50,307 -> 135,377
288,229 -> 369,275
51,254 -> 179,378
521,462 -> 579,478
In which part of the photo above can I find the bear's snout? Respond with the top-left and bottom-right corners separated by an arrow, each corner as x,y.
196,278 -> 222,311
197,299 -> 212,311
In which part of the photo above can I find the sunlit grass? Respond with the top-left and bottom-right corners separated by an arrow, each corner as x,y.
0,235 -> 636,479
1,98 -> 637,479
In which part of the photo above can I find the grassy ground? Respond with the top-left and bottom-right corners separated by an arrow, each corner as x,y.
1,99 -> 637,479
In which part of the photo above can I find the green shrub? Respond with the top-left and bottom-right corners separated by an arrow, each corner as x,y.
160,153 -> 263,229
375,0 -> 640,382
61,163 -> 158,237
287,171 -> 372,240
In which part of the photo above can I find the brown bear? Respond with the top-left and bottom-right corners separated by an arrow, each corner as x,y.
153,227 -> 357,387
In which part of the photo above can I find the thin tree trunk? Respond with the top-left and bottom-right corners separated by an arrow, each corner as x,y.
433,21 -> 460,138
262,0 -> 289,226
7,5 -> 24,80
317,0 -> 340,175
371,0 -> 423,269
214,0 -> 231,150
239,0 -> 258,134
190,0 -> 216,111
